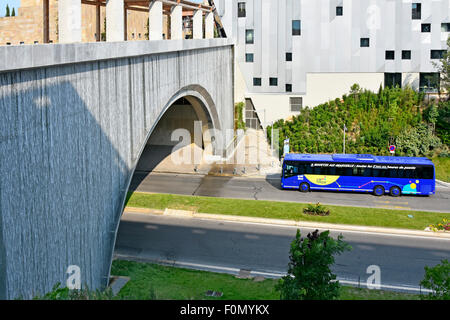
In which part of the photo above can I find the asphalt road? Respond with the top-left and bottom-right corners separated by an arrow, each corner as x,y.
130,171 -> 450,213
115,213 -> 450,292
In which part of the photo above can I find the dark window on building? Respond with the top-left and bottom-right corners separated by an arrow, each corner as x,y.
385,73 -> 402,88
336,6 -> 343,16
286,84 -> 292,92
290,97 -> 302,112
286,52 -> 292,61
442,23 -> 450,32
292,20 -> 301,36
385,50 -> 395,60
34,41 -> 38,44
238,2 -> 246,18
360,38 -> 370,47
6,42 -> 11,45
420,73 -> 440,92
402,50 -> 411,60
269,78 -> 278,86
412,3 -> 421,20
246,29 -> 254,44
253,78 -> 262,86
431,50 -> 447,59
421,23 -> 431,32
246,53 -> 254,62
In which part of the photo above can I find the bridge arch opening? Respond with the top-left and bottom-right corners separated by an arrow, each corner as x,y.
132,92 -> 221,183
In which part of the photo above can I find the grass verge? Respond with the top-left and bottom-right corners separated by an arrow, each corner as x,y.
434,157 -> 450,183
125,192 -> 450,231
111,259 -> 420,300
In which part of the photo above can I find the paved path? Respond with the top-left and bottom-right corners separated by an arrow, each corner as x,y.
115,213 -> 450,292
130,172 -> 450,213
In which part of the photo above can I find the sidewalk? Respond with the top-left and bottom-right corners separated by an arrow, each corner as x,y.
124,207 -> 450,239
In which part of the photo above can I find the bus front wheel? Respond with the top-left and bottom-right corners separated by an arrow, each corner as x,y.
390,186 -> 402,197
373,185 -> 385,196
299,182 -> 310,193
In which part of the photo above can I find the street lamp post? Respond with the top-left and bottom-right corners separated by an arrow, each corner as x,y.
343,124 -> 347,154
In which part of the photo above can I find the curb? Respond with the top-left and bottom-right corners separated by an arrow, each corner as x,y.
436,179 -> 450,188
124,207 -> 450,239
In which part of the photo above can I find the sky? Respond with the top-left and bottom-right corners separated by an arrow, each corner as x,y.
1,0 -> 20,16
0,1 -> 206,17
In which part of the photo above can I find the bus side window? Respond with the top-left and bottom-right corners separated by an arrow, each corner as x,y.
353,168 -> 358,176
329,167 -> 336,175
389,169 -> 399,178
363,168 -> 372,177
345,168 -> 353,176
306,163 -> 313,174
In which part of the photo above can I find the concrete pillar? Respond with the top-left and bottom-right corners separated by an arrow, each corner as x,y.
149,0 -> 163,40
106,0 -> 125,42
170,5 -> 183,40
205,12 -> 214,39
58,0 -> 82,43
193,10 -> 203,39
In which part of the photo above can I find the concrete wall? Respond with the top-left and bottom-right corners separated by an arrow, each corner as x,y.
0,38 -> 234,299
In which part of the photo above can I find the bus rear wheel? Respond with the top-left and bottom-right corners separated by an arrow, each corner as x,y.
299,182 -> 310,193
390,186 -> 401,197
373,185 -> 385,196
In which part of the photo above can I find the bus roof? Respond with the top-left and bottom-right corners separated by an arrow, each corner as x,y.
283,153 -> 434,166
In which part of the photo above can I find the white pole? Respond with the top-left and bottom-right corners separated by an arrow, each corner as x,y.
343,124 -> 346,154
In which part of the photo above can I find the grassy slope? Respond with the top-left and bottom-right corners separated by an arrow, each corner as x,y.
111,260 -> 420,300
125,192 -> 450,231
434,157 -> 450,182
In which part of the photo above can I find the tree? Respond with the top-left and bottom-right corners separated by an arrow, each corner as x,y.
420,259 -> 450,300
11,7 -> 15,16
276,229 -> 351,300
5,4 -> 10,17
432,36 -> 450,95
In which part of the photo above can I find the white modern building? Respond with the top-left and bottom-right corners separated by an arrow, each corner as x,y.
214,0 -> 450,127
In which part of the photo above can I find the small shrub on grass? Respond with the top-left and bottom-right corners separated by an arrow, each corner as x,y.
303,203 -> 330,216
32,283 -> 114,300
276,229 -> 351,300
420,260 -> 450,300
428,218 -> 450,232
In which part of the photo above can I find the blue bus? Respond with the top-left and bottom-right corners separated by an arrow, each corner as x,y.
281,154 -> 435,196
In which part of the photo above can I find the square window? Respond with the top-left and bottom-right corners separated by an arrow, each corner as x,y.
336,6 -> 343,16
292,20 -> 301,36
246,29 -> 254,44
402,50 -> 411,60
238,2 -> 246,18
385,50 -> 395,60
412,3 -> 421,20
360,38 -> 370,47
286,84 -> 292,92
431,50 -> 447,59
442,23 -> 450,32
245,53 -> 254,62
290,97 -> 302,112
421,24 -> 431,32
253,78 -> 262,86
286,52 -> 292,61
269,78 -> 278,86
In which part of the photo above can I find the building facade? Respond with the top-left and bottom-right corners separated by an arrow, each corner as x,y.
214,0 -> 450,126
0,0 -> 174,45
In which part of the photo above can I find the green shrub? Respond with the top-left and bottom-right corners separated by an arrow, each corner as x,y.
276,229 -> 351,300
420,260 -> 450,300
303,203 -> 330,216
32,283 -> 114,300
267,85 -> 446,158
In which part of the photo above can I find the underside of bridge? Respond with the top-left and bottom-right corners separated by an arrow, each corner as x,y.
135,97 -> 215,175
